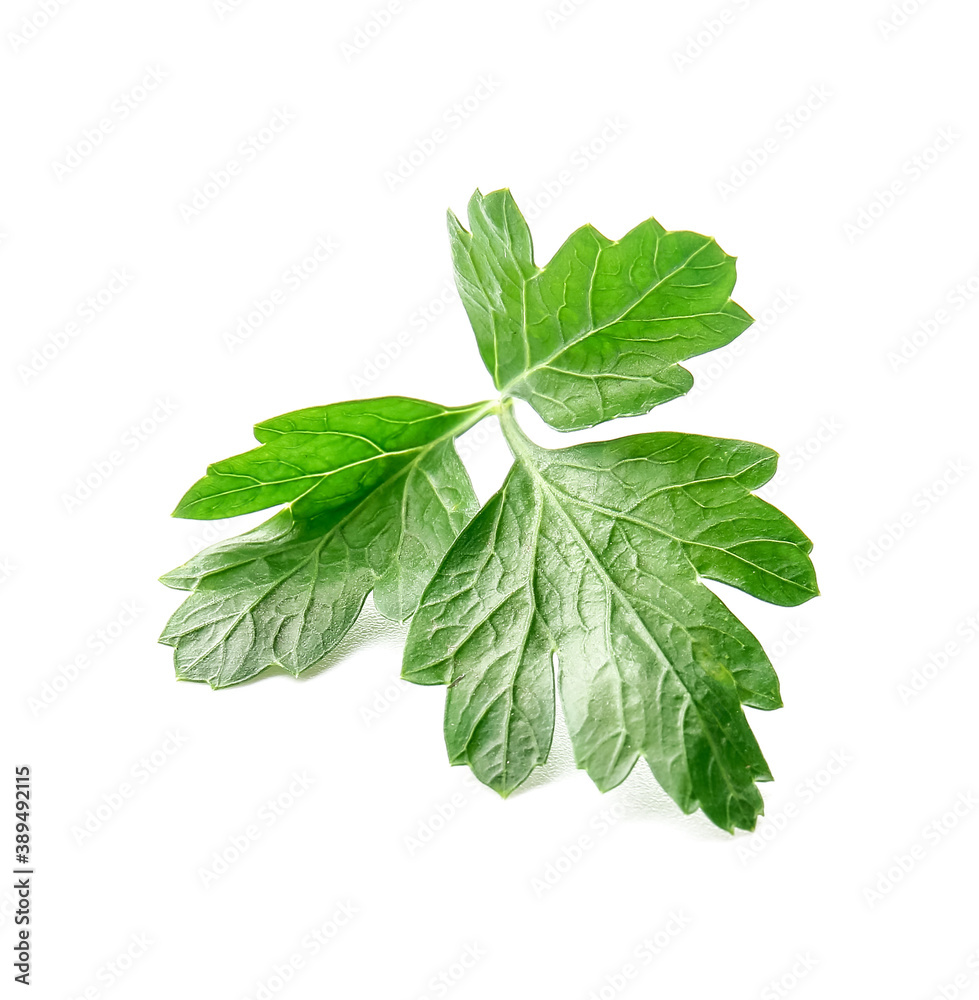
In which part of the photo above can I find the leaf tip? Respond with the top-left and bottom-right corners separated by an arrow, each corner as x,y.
489,773 -> 528,800
766,691 -> 784,711
171,490 -> 202,519
446,206 -> 466,235
159,564 -> 193,590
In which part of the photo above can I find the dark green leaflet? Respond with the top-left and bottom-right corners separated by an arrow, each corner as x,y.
161,190 -> 820,832
403,406 -> 817,832
161,397 -> 489,687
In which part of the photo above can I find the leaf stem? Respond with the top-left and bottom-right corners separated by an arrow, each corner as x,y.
498,398 -> 537,464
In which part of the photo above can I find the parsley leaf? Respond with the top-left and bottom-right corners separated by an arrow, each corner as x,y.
173,397 -> 489,520
161,190 -> 819,831
403,406 -> 817,832
449,188 -> 753,430
161,397 -> 489,686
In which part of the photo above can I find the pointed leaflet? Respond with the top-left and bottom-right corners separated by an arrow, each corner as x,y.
449,188 -> 753,431
403,409 -> 818,832
174,396 -> 488,520
161,397 -> 487,687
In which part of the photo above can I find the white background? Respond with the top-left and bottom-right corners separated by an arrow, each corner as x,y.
3,0 -> 978,997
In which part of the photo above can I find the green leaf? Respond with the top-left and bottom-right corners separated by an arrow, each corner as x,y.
402,407 -> 818,832
160,188 -> 820,834
173,396 -> 490,520
449,188 -> 753,430
161,399 -> 488,687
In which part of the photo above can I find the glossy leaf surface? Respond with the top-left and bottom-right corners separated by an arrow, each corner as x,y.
403,412 -> 817,831
449,188 -> 753,430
